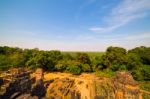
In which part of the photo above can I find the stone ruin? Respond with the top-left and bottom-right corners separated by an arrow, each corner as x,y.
0,69 -> 149,99
0,68 -> 47,99
112,71 -> 140,99
31,68 -> 46,98
0,68 -> 33,99
46,77 -> 81,99
94,71 -> 140,99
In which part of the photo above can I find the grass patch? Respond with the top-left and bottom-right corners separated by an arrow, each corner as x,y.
139,81 -> 150,91
139,81 -> 150,99
95,69 -> 116,78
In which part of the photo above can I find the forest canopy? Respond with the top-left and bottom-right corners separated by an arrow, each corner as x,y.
0,46 -> 150,81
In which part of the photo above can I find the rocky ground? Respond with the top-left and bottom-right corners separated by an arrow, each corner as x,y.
0,68 -> 150,99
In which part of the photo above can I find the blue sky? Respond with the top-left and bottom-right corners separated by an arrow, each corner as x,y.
0,0 -> 150,51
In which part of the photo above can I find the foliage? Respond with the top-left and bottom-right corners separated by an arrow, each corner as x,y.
81,64 -> 92,72
100,46 -> 127,70
128,46 -> 150,65
0,46 -> 150,81
62,53 -> 74,60
111,64 -> 127,71
76,53 -> 91,64
65,61 -> 82,75
55,60 -> 68,71
131,69 -> 144,81
126,53 -> 141,70
141,65 -> 150,81
0,55 -> 11,70
26,51 -> 62,71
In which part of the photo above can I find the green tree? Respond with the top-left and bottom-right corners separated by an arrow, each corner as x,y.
48,50 -> 62,66
55,60 -> 68,71
0,54 -> 10,70
66,62 -> 81,75
76,53 -> 92,72
9,52 -> 25,67
62,53 -> 74,61
101,46 -> 127,70
26,51 -> 55,70
76,53 -> 91,64
141,65 -> 150,81
131,69 -> 143,81
128,46 -> 150,65
63,60 -> 82,74
126,53 -> 141,70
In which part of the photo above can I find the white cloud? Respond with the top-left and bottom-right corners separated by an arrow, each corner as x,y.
90,0 -> 150,33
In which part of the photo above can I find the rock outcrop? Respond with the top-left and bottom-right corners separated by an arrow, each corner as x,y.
0,68 -> 32,99
92,71 -> 140,99
44,71 -> 144,99
112,71 -> 140,99
0,69 -> 150,99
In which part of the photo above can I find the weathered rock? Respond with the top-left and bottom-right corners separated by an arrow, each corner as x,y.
31,79 -> 46,98
113,71 -> 138,86
112,71 -> 140,99
1,69 -> 149,99
0,68 -> 33,98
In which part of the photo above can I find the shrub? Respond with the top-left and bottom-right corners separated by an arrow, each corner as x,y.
131,69 -> 143,81
55,60 -> 67,71
111,64 -> 127,71
141,65 -> 150,81
66,64 -> 81,75
81,64 -> 92,72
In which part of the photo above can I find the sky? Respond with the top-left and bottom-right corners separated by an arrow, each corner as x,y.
0,0 -> 150,51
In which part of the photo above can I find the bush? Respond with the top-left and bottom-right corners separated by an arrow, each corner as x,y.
66,64 -> 81,75
131,69 -> 144,81
131,65 -> 150,81
0,55 -> 11,71
76,53 -> 91,64
141,65 -> 150,81
111,64 -> 127,71
81,64 -> 92,72
55,60 -> 67,71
